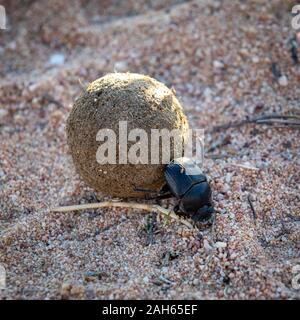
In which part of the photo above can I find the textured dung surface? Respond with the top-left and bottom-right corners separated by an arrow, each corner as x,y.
66,73 -> 189,197
0,0 -> 299,300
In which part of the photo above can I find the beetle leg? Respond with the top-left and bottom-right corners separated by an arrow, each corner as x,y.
158,183 -> 170,195
173,204 -> 187,218
173,204 -> 180,213
133,186 -> 173,201
143,192 -> 173,201
133,186 -> 158,193
192,205 -> 214,222
154,192 -> 173,200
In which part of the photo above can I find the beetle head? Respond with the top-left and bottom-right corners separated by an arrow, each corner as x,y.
192,204 -> 214,222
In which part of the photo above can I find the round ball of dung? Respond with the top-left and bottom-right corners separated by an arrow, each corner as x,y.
66,73 -> 189,198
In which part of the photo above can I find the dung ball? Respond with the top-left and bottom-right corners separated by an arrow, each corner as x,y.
66,73 -> 189,198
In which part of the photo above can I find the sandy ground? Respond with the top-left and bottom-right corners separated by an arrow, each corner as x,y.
0,0 -> 299,299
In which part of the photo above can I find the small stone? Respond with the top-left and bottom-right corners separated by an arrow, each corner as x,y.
0,109 -> 8,119
49,53 -> 65,66
10,194 -> 18,204
60,283 -> 72,299
213,60 -> 224,69
84,271 -> 99,282
240,48 -> 248,57
70,285 -> 85,297
203,239 -> 213,252
214,241 -> 227,249
7,41 -> 17,50
278,75 -> 288,86
114,61 -> 128,72
225,173 -> 232,184
249,287 -> 256,295
161,267 -> 168,273
221,184 -> 230,194
50,110 -> 64,126
203,87 -> 212,97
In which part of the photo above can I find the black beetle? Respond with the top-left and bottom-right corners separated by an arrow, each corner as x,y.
135,157 -> 214,222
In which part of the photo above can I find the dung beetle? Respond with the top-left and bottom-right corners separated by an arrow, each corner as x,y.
135,157 -> 214,222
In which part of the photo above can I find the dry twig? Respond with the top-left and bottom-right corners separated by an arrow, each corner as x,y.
51,201 -> 194,229
211,114 -> 300,133
228,163 -> 259,171
247,194 -> 257,225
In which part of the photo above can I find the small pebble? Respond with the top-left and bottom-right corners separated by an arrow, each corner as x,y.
114,61 -> 128,72
203,239 -> 213,252
213,60 -> 224,69
49,53 -> 65,66
0,109 -> 8,119
214,242 -> 227,249
278,75 -> 288,86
